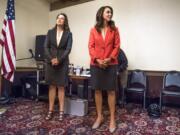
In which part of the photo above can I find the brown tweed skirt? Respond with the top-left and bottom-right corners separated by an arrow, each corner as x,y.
45,60 -> 69,87
90,65 -> 118,91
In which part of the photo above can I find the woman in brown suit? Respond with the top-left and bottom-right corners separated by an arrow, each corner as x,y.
44,13 -> 72,121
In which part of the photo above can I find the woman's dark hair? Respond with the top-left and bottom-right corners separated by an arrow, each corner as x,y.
55,13 -> 70,31
95,6 -> 116,33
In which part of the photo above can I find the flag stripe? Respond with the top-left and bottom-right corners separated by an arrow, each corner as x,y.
2,47 -> 11,73
8,21 -> 16,55
0,18 -> 7,43
3,18 -> 7,25
4,35 -> 15,71
5,71 -> 13,81
1,30 -> 6,43
6,22 -> 16,66
0,39 -> 3,45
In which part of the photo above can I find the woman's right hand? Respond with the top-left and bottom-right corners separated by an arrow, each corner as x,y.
51,58 -> 55,66
51,58 -> 59,66
96,59 -> 108,69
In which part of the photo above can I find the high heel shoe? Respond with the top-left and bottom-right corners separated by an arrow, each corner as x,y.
59,111 -> 64,121
109,127 -> 116,133
109,122 -> 116,133
92,117 -> 104,129
45,111 -> 53,120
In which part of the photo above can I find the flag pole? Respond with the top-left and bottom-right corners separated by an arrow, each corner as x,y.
0,48 -> 7,117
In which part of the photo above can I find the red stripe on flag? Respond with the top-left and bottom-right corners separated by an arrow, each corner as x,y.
3,19 -> 7,25
0,23 -> 6,46
8,21 -> 16,56
0,39 -> 4,45
6,71 -> 13,80
2,30 -> 6,36
1,20 -> 7,36
4,34 -> 15,70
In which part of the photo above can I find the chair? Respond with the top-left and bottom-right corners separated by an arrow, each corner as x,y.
159,71 -> 180,112
123,69 -> 147,109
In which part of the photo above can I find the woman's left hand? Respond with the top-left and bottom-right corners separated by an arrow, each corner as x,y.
103,58 -> 111,65
52,58 -> 59,66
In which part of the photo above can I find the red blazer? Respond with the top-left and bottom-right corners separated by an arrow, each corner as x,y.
88,27 -> 120,65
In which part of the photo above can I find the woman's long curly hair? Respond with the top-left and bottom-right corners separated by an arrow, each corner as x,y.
55,13 -> 70,32
95,6 -> 116,33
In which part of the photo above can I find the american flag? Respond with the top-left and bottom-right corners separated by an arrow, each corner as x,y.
0,0 -> 16,82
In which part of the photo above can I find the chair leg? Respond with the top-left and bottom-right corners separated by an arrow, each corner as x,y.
122,88 -> 125,107
159,93 -> 162,113
143,91 -> 146,109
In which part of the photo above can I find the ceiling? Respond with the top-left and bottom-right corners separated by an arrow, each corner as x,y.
47,0 -> 94,11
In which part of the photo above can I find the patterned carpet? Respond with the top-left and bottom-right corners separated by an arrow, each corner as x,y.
0,98 -> 180,135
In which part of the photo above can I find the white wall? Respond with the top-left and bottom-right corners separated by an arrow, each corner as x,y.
1,0 -> 179,71
113,0 -> 180,71
49,0 -> 180,71
0,0 -> 49,67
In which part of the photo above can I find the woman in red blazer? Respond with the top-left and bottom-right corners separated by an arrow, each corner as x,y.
88,6 -> 120,133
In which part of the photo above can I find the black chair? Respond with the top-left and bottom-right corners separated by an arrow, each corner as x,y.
159,71 -> 180,112
123,70 -> 147,109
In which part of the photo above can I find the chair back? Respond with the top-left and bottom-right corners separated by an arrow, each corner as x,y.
164,71 -> 180,89
128,69 -> 147,89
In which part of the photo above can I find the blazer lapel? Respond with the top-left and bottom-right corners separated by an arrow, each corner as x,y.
104,27 -> 111,46
52,28 -> 57,47
100,32 -> 105,44
98,27 -> 111,46
58,31 -> 67,48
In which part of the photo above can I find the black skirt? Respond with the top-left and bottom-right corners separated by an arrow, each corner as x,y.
90,65 -> 118,91
45,60 -> 69,87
